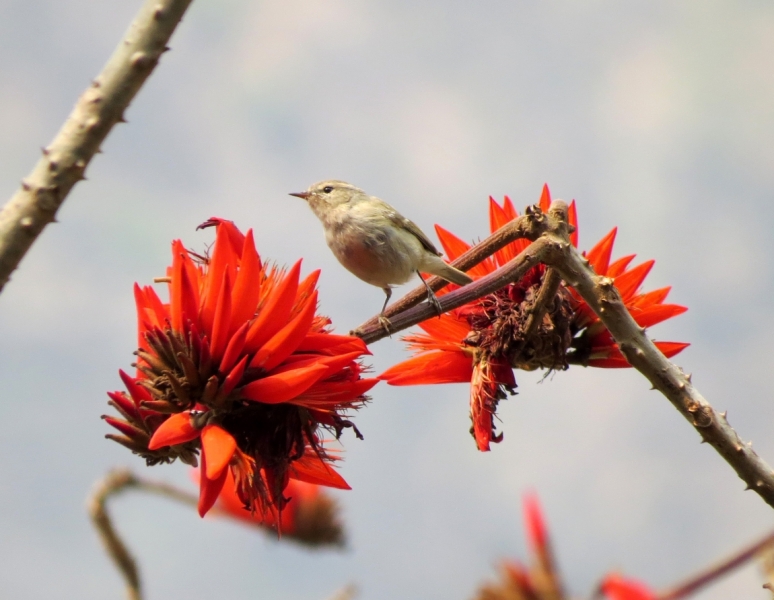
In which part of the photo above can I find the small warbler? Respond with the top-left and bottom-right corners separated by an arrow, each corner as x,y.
291,180 -> 473,321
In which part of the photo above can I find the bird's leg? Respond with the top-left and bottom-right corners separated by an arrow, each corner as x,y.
417,271 -> 444,316
378,287 -> 393,334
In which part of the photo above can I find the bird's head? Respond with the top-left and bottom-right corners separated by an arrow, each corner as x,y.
290,180 -> 367,219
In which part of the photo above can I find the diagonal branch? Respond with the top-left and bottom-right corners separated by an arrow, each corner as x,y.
0,0 -> 193,294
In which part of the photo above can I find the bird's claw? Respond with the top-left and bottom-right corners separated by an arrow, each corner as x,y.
428,292 -> 444,317
378,315 -> 393,335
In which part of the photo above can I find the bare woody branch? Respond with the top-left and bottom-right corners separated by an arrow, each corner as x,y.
0,0 -> 193,294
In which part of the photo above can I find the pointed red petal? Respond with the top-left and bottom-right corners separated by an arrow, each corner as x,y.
219,322 -> 249,374
417,312 -> 471,343
107,392 -> 140,421
502,195 -> 518,220
118,369 -> 152,405
229,229 -> 263,329
539,184 -> 551,212
656,341 -> 690,358
434,225 -> 494,277
293,378 -> 380,408
250,290 -> 318,371
629,304 -> 688,329
289,456 -> 351,490
200,225 -> 238,334
244,261 -> 301,353
201,425 -> 237,481
221,356 -> 248,398
631,286 -> 671,308
381,351 -> 474,385
241,363 -> 329,404
295,269 -> 321,307
148,412 -> 199,449
198,450 -> 229,517
209,270 -> 233,362
607,254 -> 635,278
490,197 -> 519,265
523,493 -> 548,556
614,260 -> 654,301
296,332 -> 368,354
586,228 -> 617,276
169,241 -> 199,332
568,200 -> 578,247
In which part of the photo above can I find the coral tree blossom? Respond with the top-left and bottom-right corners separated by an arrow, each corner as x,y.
381,186 -> 688,451
104,218 -> 378,517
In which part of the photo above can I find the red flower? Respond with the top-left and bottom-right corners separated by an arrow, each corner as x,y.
381,186 -> 688,450
195,468 -> 346,547
104,218 -> 378,517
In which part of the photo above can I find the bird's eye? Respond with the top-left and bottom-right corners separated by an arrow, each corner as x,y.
322,186 -> 333,194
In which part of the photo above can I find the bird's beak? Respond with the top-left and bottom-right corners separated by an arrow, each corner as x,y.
289,191 -> 311,200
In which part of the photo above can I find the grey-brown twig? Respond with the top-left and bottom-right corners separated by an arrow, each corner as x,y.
0,0 -> 193,294
87,469 -> 144,600
88,469 -> 202,600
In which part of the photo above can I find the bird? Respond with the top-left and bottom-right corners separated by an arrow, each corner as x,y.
290,180 -> 473,325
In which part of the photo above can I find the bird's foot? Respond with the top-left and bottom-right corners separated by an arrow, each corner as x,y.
427,292 -> 444,317
378,315 -> 393,335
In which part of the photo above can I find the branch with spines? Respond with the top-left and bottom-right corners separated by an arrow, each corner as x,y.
353,199 -> 774,511
0,0 -> 193,294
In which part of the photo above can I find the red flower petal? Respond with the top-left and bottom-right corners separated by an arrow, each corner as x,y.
614,260 -> 654,301
294,378 -> 380,408
631,286 -> 671,308
198,449 -> 230,517
200,224 -> 238,334
147,412 -> 199,449
201,425 -> 237,481
586,228 -> 617,276
209,270 -> 233,362
296,332 -> 369,355
523,493 -> 548,556
381,351 -> 474,385
241,363 -> 330,404
417,312 -> 472,344
568,199 -> 578,248
118,369 -> 152,405
229,229 -> 263,330
607,254 -> 636,278
219,321 -> 249,374
244,260 -> 302,353
289,455 -> 351,490
250,290 -> 318,371
435,225 -> 495,276
539,183 -> 551,213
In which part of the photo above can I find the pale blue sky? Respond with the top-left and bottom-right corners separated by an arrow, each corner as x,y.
1,1 -> 773,598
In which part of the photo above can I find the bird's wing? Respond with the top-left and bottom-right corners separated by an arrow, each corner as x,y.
374,198 -> 442,256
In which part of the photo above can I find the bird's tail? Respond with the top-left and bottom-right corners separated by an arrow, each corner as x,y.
422,255 -> 474,286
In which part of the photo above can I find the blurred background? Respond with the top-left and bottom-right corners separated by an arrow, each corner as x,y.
1,0 -> 773,598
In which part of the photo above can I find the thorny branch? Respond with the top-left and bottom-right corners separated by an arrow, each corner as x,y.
354,199 -> 774,512
0,0 -> 193,294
